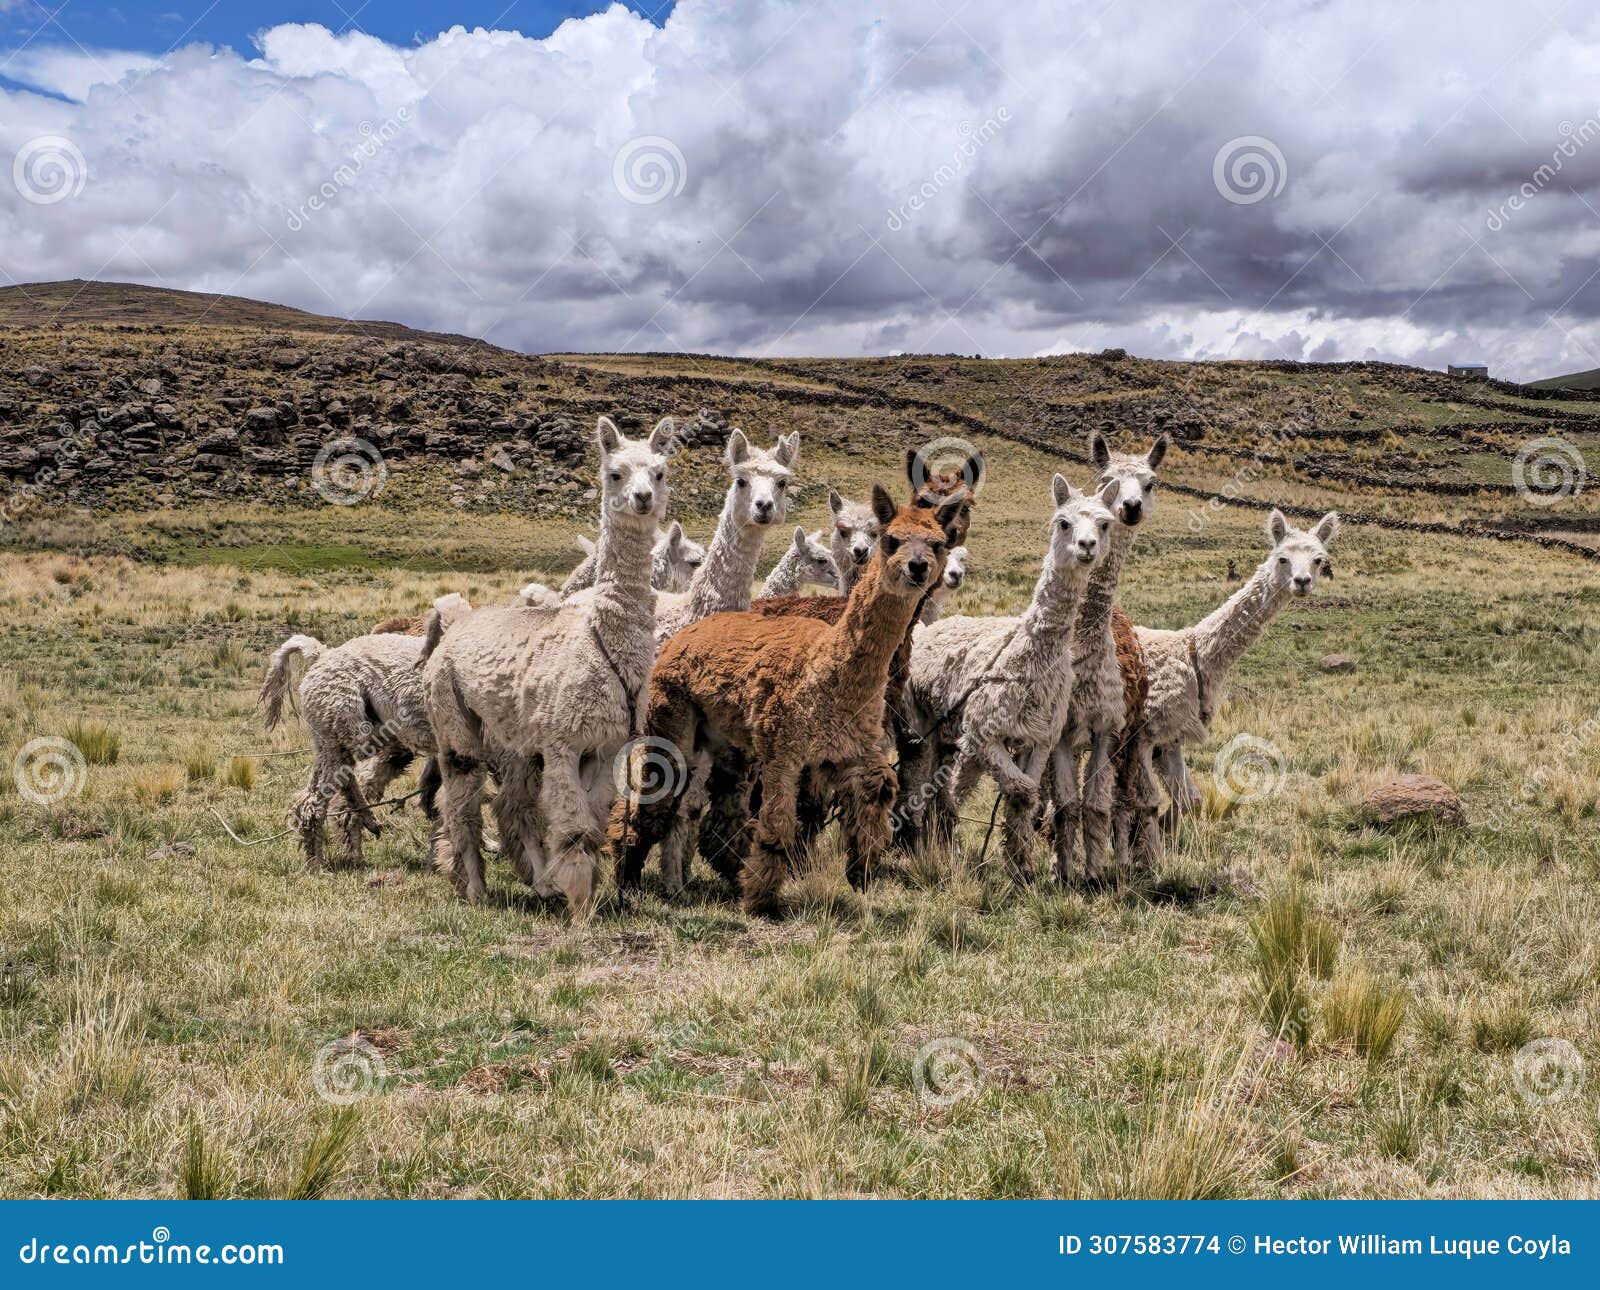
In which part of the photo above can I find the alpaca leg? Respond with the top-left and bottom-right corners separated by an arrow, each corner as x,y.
417,756 -> 442,819
542,749 -> 599,918
696,757 -> 752,887
839,753 -> 898,891
660,749 -> 711,897
1048,739 -> 1084,883
439,753 -> 488,902
343,746 -> 410,861
741,761 -> 802,917
608,692 -> 697,891
495,755 -> 548,890
1000,744 -> 1051,883
1081,732 -> 1114,880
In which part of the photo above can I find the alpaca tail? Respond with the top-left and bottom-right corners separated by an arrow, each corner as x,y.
259,634 -> 324,730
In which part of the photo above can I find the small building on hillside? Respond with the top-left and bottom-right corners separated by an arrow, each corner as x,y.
1448,363 -> 1488,380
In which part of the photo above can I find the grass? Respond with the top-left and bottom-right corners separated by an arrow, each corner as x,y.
1,428 -> 1598,1198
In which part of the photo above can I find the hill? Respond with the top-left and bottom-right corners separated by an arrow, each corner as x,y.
2,280 -> 1597,558
1528,366 -> 1600,391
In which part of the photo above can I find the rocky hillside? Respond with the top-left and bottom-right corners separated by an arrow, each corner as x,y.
2,281 -> 1597,553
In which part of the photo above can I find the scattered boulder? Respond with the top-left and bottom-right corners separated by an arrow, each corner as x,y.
1361,774 -> 1465,829
1319,653 -> 1356,673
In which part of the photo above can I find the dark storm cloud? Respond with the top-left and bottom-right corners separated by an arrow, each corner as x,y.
2,1 -> 1599,377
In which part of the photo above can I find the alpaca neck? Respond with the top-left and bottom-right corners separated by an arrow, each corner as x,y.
589,513 -> 657,624
836,559 -> 860,595
1015,549 -> 1091,664
825,560 -> 920,688
761,548 -> 802,597
1191,558 -> 1291,682
1074,525 -> 1133,649
687,493 -> 766,617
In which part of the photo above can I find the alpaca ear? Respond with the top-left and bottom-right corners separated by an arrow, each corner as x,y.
934,496 -> 964,540
1147,434 -> 1169,470
1097,478 -> 1119,507
647,417 -> 676,454
792,525 -> 808,551
596,416 -> 622,455
904,448 -> 920,494
1051,473 -> 1076,507
870,483 -> 897,527
665,520 -> 685,548
576,535 -> 596,556
1090,432 -> 1111,470
1313,511 -> 1341,545
775,431 -> 800,467
725,428 -> 750,466
962,450 -> 985,493
1267,509 -> 1289,546
828,487 -> 844,515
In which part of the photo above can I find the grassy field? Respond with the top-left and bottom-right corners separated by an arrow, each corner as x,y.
1,431 -> 1598,1199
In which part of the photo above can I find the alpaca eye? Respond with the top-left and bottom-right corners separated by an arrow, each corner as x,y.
776,479 -> 788,490
653,471 -> 664,482
736,478 -> 748,489
1147,480 -> 1158,491
608,471 -> 622,483
881,536 -> 899,555
1059,519 -> 1070,531
1278,556 -> 1289,566
930,541 -> 946,555
1099,519 -> 1110,531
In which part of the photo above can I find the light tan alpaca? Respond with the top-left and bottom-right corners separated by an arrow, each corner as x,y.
421,417 -> 674,915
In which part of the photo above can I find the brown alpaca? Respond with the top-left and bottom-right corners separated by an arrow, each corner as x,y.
681,450 -> 980,887
608,486 -> 962,914
372,614 -> 424,635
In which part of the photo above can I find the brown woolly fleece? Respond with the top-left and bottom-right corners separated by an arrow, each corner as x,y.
1109,603 -> 1150,812
608,487 -> 962,915
372,614 -> 427,636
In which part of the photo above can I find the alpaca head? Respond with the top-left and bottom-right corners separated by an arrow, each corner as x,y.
1090,431 -> 1168,529
905,446 -> 983,546
597,416 -> 674,526
787,526 -> 840,586
828,488 -> 881,574
1049,474 -> 1116,568
1265,508 -> 1340,597
869,484 -> 962,597
940,544 -> 970,592
724,428 -> 798,529
651,521 -> 705,592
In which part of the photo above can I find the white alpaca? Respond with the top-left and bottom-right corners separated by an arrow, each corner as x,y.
828,488 -> 880,594
258,593 -> 475,867
422,416 -> 674,915
554,521 -> 704,599
760,527 -> 839,596
919,544 -> 969,624
652,428 -> 799,641
1047,432 -> 1168,882
901,477 -> 1114,873
1115,509 -> 1341,867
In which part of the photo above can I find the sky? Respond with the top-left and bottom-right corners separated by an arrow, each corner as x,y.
1,0 -> 1598,379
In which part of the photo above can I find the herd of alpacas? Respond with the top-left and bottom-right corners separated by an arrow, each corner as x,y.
258,416 -> 1340,919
